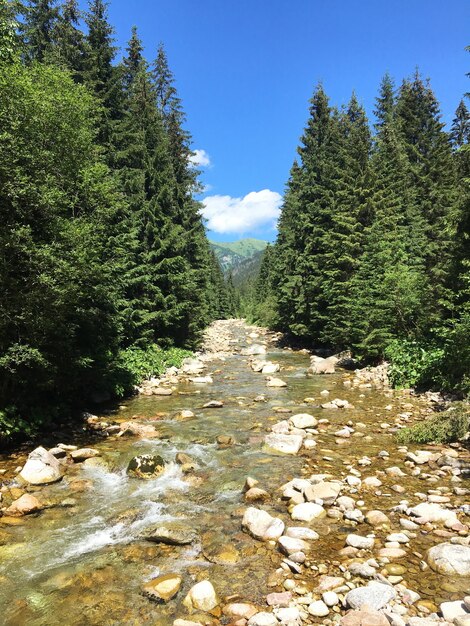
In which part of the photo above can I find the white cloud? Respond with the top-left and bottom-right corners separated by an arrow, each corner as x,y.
201,189 -> 282,235
189,149 -> 211,168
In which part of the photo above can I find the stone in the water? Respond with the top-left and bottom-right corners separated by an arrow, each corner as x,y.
203,400 -> 223,408
70,448 -> 100,462
278,535 -> 309,555
242,507 -> 285,541
19,446 -> 63,485
262,362 -> 280,375
143,573 -> 182,602
174,410 -> 195,421
127,454 -> 166,479
242,344 -> 267,356
345,582 -> 396,610
304,481 -> 341,505
142,525 -> 197,545
266,377 -> 287,388
5,494 -> 42,517
152,387 -> 173,395
346,534 -> 375,550
222,603 -> 259,619
264,433 -> 303,455
289,413 -> 318,429
247,613 -> 278,626
183,580 -> 218,612
427,542 -> 470,576
245,487 -> 270,503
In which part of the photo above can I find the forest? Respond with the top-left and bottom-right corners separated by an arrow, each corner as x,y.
250,68 -> 469,396
0,0 -> 232,440
0,0 -> 468,444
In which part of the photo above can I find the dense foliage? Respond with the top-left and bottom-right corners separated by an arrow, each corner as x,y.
396,404 -> 470,444
254,65 -> 470,396
0,0 -> 230,441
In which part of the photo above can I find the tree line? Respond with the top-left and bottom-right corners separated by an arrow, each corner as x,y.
253,66 -> 469,394
0,0 -> 231,439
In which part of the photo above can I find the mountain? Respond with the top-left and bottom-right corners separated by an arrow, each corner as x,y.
210,238 -> 267,274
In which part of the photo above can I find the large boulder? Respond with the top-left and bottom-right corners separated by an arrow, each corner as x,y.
308,356 -> 337,375
427,543 -> 470,576
127,454 -> 166,479
242,507 -> 285,541
19,446 -> 63,485
264,434 -> 303,455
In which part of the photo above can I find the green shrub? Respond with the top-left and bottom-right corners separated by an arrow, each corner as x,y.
385,339 -> 444,389
396,405 -> 469,444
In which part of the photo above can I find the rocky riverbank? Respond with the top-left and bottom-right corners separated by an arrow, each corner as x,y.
0,320 -> 469,626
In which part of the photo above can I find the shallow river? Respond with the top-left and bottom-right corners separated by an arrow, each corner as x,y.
0,323 -> 468,625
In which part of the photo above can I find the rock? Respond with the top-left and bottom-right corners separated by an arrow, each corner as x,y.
248,613 -> 278,626
365,510 -> 390,527
386,533 -> 409,544
377,548 -> 407,559
427,543 -> 470,576
308,356 -> 337,375
262,363 -> 280,375
340,609 -> 390,626
266,377 -> 287,388
285,527 -> 319,541
189,376 -> 213,384
217,435 -> 235,446
348,563 -> 376,578
242,344 -> 267,356
19,446 -> 63,485
127,454 -> 166,479
245,487 -> 270,503
264,434 -> 303,455
308,600 -> 330,617
152,387 -> 173,395
276,607 -> 302,625
304,481 -> 341,505
119,422 -> 160,438
48,447 -> 67,458
289,413 -> 318,429
5,494 -> 42,517
346,534 -> 375,550
203,400 -> 224,408
316,576 -> 346,592
291,502 -> 325,522
175,410 -> 195,421
244,476 -> 259,492
278,536 -> 309,555
242,507 -> 285,541
409,502 -> 458,525
183,580 -> 218,613
176,452 -> 194,465
143,573 -> 182,603
345,582 -> 396,610
70,448 -> 100,462
223,603 -> 259,619
440,601 -> 468,622
266,592 -> 292,607
142,525 -> 197,545
323,591 -> 339,607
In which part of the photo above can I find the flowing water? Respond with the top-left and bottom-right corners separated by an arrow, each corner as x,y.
0,322 -> 468,625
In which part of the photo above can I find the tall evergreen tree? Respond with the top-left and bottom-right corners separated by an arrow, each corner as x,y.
450,99 -> 470,149
20,0 -> 59,62
373,72 -> 395,131
49,0 -> 84,78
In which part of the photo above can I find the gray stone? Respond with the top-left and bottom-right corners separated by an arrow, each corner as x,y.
345,582 -> 396,610
19,446 -> 63,485
427,543 -> 470,576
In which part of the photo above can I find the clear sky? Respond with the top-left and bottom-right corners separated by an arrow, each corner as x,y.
92,0 -> 469,242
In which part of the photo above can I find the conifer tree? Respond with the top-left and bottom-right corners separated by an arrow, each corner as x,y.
373,73 -> 395,131
49,0 -> 84,78
450,99 -> 470,149
20,0 -> 59,62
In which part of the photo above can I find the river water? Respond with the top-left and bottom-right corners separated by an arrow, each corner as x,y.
0,322 -> 468,625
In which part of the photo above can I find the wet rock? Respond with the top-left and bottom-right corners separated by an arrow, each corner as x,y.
245,487 -> 270,503
291,502 -> 325,522
183,580 -> 218,612
304,481 -> 341,505
308,600 -> 330,617
127,454 -> 166,479
176,452 -> 194,465
316,575 -> 346,592
264,434 -> 303,455
5,494 -> 42,517
266,592 -> 291,607
266,377 -> 287,388
175,410 -> 196,421
346,534 -> 375,550
289,413 -> 318,429
348,562 -> 376,578
345,582 -> 396,610
377,548 -> 407,559
248,613 -> 278,626
142,525 -> 197,545
19,446 -> 63,485
285,527 -> 319,540
70,448 -> 100,462
203,400 -> 224,408
427,542 -> 470,576
365,510 -> 390,527
217,435 -> 235,446
152,387 -> 173,395
340,609 -> 390,626
308,356 -> 337,375
223,603 -> 259,619
278,535 -> 309,555
119,422 -> 160,438
143,573 -> 182,602
262,362 -> 280,375
242,507 -> 285,541
190,376 -> 213,384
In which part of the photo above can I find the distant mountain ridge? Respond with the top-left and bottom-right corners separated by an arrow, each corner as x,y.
210,238 -> 267,274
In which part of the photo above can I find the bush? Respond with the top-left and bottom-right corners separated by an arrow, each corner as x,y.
385,339 -> 444,389
396,405 -> 469,444
114,344 -> 193,397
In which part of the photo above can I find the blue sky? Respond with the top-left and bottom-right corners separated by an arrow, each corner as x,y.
94,0 -> 469,242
